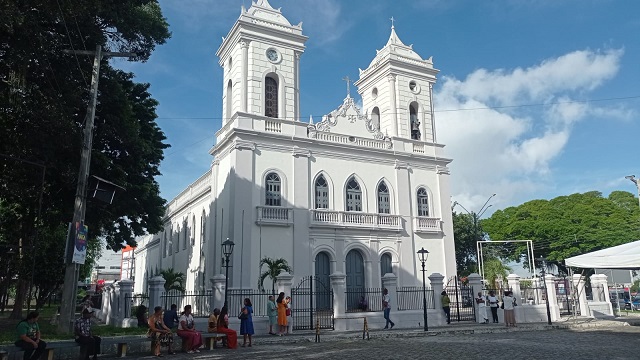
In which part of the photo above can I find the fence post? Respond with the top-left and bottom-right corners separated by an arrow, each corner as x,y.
428,273 -> 445,326
148,276 -> 166,316
467,273 -> 483,323
572,274 -> 589,316
100,286 -> 110,322
330,272 -> 346,330
210,274 -> 226,311
507,274 -> 521,302
590,273 -> 613,316
544,274 -> 560,321
117,279 -> 134,326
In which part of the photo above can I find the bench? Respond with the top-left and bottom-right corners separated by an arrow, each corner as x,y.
0,340 -> 79,360
200,333 -> 228,350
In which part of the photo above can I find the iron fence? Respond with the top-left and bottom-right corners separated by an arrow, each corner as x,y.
345,287 -> 384,312
226,289 -> 270,317
125,293 -> 149,318
397,286 -> 434,310
161,290 -> 211,318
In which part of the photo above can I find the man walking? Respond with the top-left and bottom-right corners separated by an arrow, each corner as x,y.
74,308 -> 101,360
382,288 -> 395,329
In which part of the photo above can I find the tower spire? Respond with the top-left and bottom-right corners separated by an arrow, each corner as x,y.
342,76 -> 352,98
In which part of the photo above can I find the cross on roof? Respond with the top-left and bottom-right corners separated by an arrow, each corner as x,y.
390,16 -> 395,28
342,76 -> 352,97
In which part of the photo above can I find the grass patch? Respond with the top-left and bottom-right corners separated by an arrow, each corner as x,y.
0,307 -> 147,345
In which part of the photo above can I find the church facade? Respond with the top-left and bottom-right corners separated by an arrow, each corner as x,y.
133,0 -> 457,296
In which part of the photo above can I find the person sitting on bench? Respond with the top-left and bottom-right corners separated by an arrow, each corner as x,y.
74,308 -> 101,360
15,312 -> 47,360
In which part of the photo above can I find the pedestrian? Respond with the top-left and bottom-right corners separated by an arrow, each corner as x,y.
382,288 -> 395,329
15,311 -> 47,360
503,291 -> 517,327
163,304 -> 179,330
441,291 -> 451,324
488,291 -> 499,323
476,292 -> 489,324
148,306 -> 175,356
177,305 -> 203,353
276,292 -> 289,336
240,298 -> 254,347
74,308 -> 101,360
266,295 -> 277,335
358,296 -> 368,311
216,306 -> 238,349
136,305 -> 149,328
285,296 -> 292,334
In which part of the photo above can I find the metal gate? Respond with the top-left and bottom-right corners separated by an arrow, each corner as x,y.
291,276 -> 334,330
445,278 -> 476,322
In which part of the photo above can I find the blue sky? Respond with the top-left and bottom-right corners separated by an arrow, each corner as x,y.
113,0 -> 640,216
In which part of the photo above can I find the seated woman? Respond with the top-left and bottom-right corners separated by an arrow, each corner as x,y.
148,306 -> 174,357
207,308 -> 224,347
177,305 -> 203,354
215,306 -> 238,349
358,296 -> 368,311
136,305 -> 149,328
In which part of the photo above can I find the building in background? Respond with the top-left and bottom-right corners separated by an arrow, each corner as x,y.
121,245 -> 135,281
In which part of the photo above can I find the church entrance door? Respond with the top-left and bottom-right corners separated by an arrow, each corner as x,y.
346,249 -> 365,311
314,252 -> 331,309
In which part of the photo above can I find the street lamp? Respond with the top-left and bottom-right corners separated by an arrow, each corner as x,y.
539,257 -> 552,325
222,238 -> 235,308
625,175 -> 640,210
417,247 -> 429,331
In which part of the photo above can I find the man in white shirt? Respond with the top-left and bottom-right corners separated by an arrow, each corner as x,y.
382,288 -> 395,329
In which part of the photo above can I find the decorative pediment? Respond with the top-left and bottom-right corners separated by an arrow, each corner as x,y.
314,96 -> 385,140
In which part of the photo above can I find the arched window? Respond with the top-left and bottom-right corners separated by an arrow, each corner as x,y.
201,211 -> 206,244
226,80 -> 232,122
265,172 -> 282,206
417,187 -> 429,217
265,76 -> 278,118
345,176 -> 362,212
377,181 -> 390,214
168,226 -> 173,255
371,107 -> 380,131
410,102 -> 421,140
183,219 -> 188,250
163,232 -> 167,258
315,175 -> 329,209
381,253 -> 393,277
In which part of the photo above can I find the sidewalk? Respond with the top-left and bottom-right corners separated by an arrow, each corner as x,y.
249,316 -> 633,345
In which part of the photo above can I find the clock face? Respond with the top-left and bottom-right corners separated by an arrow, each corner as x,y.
266,49 -> 279,62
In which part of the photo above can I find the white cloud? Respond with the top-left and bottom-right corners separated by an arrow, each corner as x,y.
286,0 -> 345,45
437,48 -> 625,212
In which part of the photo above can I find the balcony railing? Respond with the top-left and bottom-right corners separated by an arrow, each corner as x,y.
310,210 -> 401,230
256,206 -> 293,226
413,216 -> 443,233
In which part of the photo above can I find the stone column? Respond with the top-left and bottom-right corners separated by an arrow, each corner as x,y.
330,272 -> 347,330
240,40 -> 249,113
572,274 -> 589,316
291,148 -> 311,279
467,273 -> 483,323
294,51 -> 301,121
387,74 -> 398,137
117,279 -> 134,325
429,273 -> 445,326
276,272 -> 294,296
148,276 -> 166,318
507,274 -> 521,304
381,273 -> 398,309
590,273 -> 613,316
210,274 -> 226,312
544,274 -> 560,321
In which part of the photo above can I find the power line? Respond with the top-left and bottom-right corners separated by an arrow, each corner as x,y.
154,94 -> 640,121
55,0 -> 88,87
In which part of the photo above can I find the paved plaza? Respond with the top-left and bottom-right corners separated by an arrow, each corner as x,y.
122,326 -> 640,360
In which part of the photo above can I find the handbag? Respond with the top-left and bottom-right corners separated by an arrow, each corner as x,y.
238,311 -> 248,320
500,302 -> 504,309
286,308 -> 291,317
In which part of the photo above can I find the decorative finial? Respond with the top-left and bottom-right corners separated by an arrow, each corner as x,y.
309,115 -> 314,124
342,76 -> 352,98
390,16 -> 395,29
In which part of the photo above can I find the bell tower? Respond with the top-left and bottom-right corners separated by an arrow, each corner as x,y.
216,0 -> 307,124
355,25 -> 439,142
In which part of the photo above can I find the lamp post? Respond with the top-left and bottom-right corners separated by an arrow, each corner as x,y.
222,238 -> 235,308
417,247 -> 429,331
625,175 -> 640,210
539,257 -> 552,325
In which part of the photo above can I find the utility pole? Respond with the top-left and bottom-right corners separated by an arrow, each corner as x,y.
58,45 -> 135,333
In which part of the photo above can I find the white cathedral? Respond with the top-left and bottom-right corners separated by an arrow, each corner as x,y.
133,0 -> 457,296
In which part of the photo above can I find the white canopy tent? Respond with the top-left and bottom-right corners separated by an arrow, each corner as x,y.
565,240 -> 640,269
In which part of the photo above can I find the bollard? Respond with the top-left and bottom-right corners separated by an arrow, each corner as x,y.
315,318 -> 320,343
362,317 -> 370,340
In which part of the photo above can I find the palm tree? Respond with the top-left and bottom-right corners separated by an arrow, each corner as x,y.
258,257 -> 292,295
159,268 -> 186,292
484,257 -> 511,289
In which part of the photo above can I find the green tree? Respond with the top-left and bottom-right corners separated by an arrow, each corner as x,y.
160,268 -> 186,293
0,0 -> 170,317
258,257 -> 293,295
481,191 -> 640,270
453,211 -> 481,276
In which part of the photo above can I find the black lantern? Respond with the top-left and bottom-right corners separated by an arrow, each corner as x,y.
222,238 -> 235,308
417,247 -> 429,331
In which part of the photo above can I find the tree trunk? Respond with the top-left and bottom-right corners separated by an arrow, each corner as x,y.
10,279 -> 28,319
